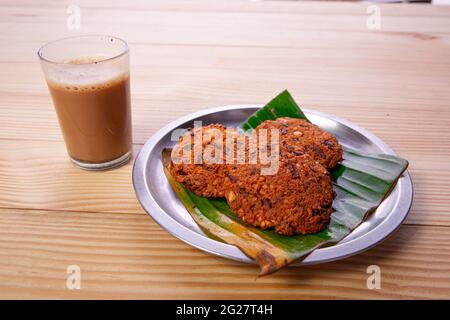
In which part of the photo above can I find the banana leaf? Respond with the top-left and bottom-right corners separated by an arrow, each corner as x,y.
163,90 -> 408,275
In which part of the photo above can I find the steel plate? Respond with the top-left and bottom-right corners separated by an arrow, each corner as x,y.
132,105 -> 413,265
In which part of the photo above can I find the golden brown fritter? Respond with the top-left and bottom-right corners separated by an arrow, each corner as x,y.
256,117 -> 342,169
170,117 -> 340,236
170,124 -> 238,198
225,154 -> 334,236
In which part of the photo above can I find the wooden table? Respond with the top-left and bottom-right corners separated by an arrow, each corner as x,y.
1,0 -> 449,299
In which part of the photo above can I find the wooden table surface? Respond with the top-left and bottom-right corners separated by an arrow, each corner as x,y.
1,0 -> 450,299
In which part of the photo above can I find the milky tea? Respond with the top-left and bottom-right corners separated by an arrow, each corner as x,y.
39,36 -> 132,170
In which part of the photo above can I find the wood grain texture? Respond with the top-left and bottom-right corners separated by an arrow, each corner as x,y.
0,140 -> 142,214
0,0 -> 449,299
0,138 -> 447,226
0,208 -> 449,299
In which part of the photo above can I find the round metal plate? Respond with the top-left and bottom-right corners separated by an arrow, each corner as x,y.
132,105 -> 413,265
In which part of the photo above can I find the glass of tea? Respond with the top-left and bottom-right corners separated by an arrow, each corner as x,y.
38,35 -> 132,170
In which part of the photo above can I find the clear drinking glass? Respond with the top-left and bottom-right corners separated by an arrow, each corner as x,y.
38,35 -> 132,170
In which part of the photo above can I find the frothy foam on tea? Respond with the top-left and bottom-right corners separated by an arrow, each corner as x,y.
63,55 -> 109,65
48,55 -> 128,91
48,73 -> 129,92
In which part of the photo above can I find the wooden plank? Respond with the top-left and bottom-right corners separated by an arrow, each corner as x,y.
2,0 -> 450,17
0,44 -> 449,152
0,140 -> 143,214
1,5 -> 450,49
0,138 -> 448,226
0,208 -> 449,299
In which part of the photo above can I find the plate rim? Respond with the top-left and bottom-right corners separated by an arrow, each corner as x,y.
132,104 -> 413,266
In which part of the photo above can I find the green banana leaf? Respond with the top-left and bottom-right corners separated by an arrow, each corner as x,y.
163,90 -> 409,275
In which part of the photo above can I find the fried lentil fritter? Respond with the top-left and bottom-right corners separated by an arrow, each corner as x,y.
256,117 -> 343,169
170,117 -> 341,236
225,154 -> 334,236
170,124 -> 238,198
